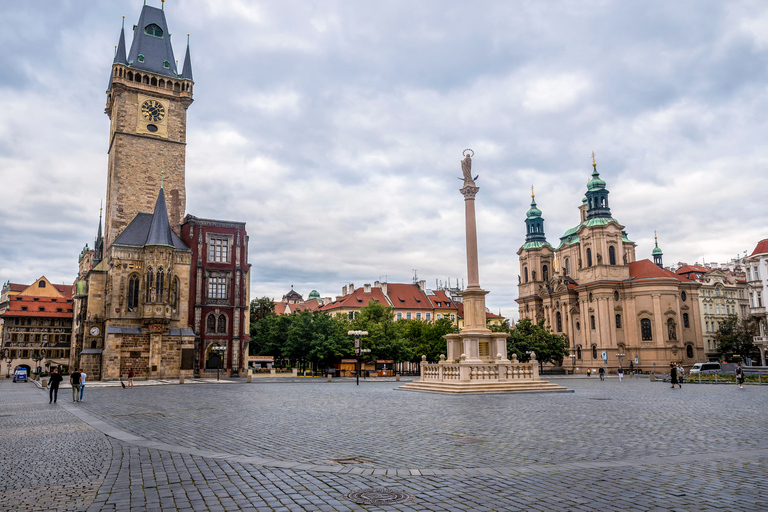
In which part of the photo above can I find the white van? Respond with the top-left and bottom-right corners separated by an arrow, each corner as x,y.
689,362 -> 721,374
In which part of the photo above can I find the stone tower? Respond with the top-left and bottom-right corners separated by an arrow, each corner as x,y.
104,3 -> 194,249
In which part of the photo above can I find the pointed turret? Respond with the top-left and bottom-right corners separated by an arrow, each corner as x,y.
652,231 -> 663,268
146,186 -> 175,247
181,34 -> 193,81
585,153 -> 612,220
94,206 -> 104,266
126,4 -> 179,78
522,187 -> 551,249
115,17 -> 127,64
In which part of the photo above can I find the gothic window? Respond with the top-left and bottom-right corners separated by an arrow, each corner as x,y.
155,269 -> 165,303
615,314 -> 622,329
524,267 -> 529,283
592,345 -> 598,359
206,314 -> 216,333
208,277 -> 227,300
542,265 -> 549,282
146,268 -> 153,302
209,237 -> 229,263
576,346 -> 582,359
590,315 -> 596,330
586,248 -> 592,267
686,344 -> 694,359
556,312 -> 562,332
609,246 -> 616,265
641,318 -> 652,341
683,313 -> 690,328
217,314 -> 227,334
144,23 -> 163,37
127,274 -> 140,311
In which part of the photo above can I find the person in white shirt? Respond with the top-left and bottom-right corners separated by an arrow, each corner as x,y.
79,369 -> 87,402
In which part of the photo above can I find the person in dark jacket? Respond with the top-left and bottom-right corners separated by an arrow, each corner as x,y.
598,366 -> 605,381
49,367 -> 63,403
736,364 -> 745,389
70,369 -> 82,402
670,363 -> 680,389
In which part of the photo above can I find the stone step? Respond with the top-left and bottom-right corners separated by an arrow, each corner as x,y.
399,380 -> 570,394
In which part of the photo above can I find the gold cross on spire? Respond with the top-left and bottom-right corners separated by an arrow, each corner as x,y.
591,151 -> 596,166
531,185 -> 535,199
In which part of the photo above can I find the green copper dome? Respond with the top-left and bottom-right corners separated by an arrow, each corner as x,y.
308,290 -> 320,300
586,165 -> 606,191
652,246 -> 663,255
526,199 -> 542,219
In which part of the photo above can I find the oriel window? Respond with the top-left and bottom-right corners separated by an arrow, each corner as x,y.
209,238 -> 229,263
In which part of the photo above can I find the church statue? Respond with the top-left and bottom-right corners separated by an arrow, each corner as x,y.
460,149 -> 478,187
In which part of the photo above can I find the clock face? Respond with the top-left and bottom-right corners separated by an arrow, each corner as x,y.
90,326 -> 100,336
141,99 -> 165,122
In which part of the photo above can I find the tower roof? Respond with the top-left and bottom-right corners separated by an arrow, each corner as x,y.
652,232 -> 663,256
146,187 -> 174,246
586,164 -> 606,191
126,5 -> 181,78
115,17 -> 127,65
181,35 -> 193,80
112,186 -> 189,251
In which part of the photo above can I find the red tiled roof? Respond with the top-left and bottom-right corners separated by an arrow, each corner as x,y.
629,259 -> 686,281
750,239 -> 768,257
274,302 -> 289,315
427,290 -> 458,310
1,295 -> 73,318
319,286 -> 391,311
455,302 -> 504,320
385,283 -> 431,310
6,283 -> 26,292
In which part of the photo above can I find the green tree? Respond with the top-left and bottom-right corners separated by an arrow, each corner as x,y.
714,315 -> 760,362
250,296 -> 275,323
507,318 -> 568,370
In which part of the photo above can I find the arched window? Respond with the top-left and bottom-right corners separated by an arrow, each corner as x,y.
609,246 -> 616,265
683,313 -> 689,328
128,274 -> 140,311
217,314 -> 227,334
576,346 -> 582,359
155,269 -> 164,303
614,291 -> 619,301
524,267 -> 529,283
592,345 -> 598,359
146,268 -> 153,302
586,248 -> 592,267
565,258 -> 570,275
641,318 -> 652,340
206,314 -> 216,334
542,265 -> 549,282
144,23 -> 164,37
615,314 -> 622,329
556,311 -> 562,332
686,344 -> 694,359
590,315 -> 596,330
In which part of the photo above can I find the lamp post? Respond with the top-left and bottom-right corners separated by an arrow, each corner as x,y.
347,330 -> 369,386
4,348 -> 13,378
569,354 -> 576,375
32,349 -> 46,376
212,345 -> 226,381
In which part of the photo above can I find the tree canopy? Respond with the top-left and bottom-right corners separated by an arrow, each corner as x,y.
713,314 -> 760,363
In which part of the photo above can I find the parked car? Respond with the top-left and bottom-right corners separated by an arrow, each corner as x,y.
689,362 -> 721,374
12,368 -> 28,382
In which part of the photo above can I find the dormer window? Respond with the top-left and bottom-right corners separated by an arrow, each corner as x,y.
145,23 -> 163,38
137,54 -> 145,63
163,60 -> 170,69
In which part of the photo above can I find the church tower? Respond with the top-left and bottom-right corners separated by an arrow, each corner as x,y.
104,2 -> 194,249
652,231 -> 664,268
516,188 -> 554,321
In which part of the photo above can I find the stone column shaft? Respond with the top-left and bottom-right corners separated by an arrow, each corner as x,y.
463,192 -> 480,289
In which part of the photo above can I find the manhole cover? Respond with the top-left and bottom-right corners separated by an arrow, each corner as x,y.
347,489 -> 413,505
330,458 -> 367,465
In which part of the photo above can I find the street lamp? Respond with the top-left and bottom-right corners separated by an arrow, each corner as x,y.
4,348 -> 13,378
347,330 -> 369,386
568,354 -> 576,375
211,345 -> 226,381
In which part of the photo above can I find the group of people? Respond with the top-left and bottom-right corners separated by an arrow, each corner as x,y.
591,362 -> 634,381
45,367 -> 86,403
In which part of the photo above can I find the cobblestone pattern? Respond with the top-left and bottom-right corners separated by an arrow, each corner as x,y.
75,378 -> 768,469
0,380 -> 110,512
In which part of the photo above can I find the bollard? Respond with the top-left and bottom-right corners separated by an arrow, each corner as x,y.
396,374 -> 400,382
179,375 -> 185,384
327,374 -> 332,382
42,378 -> 48,388
247,369 -> 252,383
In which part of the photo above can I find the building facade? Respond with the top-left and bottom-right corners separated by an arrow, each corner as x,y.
744,239 -> 768,364
1,277 -> 74,375
516,160 -> 705,372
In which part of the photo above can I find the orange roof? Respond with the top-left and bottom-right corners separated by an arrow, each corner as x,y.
1,295 -> 73,318
629,259 -> 686,281
675,264 -> 710,280
319,286 -> 391,311
427,290 -> 458,310
750,239 -> 768,257
6,283 -> 26,292
385,283 -> 431,310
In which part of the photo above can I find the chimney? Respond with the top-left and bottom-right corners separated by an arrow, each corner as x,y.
417,280 -> 426,291
364,283 -> 371,294
349,283 -> 354,294
380,282 -> 387,295
335,296 -> 342,301
342,285 -> 347,296
374,280 -> 381,288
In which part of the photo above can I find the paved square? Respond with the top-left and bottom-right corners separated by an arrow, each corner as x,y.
1,377 -> 766,511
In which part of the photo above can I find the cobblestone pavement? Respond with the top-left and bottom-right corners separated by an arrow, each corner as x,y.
2,377 -> 767,511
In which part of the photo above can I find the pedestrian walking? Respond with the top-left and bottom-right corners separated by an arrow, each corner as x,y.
79,369 -> 87,401
629,361 -> 634,378
736,364 -> 745,389
598,366 -> 605,381
70,368 -> 82,402
127,368 -> 134,389
48,367 -> 63,404
618,366 -> 624,382
670,363 -> 681,389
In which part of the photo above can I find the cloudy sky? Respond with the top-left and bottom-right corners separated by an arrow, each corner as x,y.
1,0 -> 768,320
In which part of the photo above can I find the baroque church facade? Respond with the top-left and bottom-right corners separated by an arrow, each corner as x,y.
516,159 -> 705,373
71,2 -> 250,380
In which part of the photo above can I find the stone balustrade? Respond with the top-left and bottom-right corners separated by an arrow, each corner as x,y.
420,358 -> 539,383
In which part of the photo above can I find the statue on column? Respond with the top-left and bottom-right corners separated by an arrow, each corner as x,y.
460,149 -> 479,188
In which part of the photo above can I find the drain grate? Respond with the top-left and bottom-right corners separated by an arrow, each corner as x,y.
347,489 -> 413,505
330,458 -> 367,465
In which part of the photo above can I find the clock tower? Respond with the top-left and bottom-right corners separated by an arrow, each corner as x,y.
104,2 -> 193,249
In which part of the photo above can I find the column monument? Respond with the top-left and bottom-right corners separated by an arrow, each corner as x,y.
401,151 -> 568,394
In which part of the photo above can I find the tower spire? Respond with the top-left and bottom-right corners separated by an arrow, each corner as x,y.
94,201 -> 104,266
585,152 -> 611,220
652,230 -> 664,268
